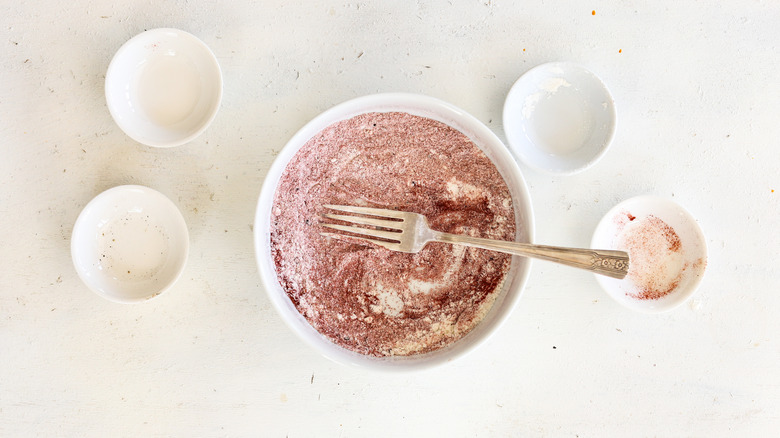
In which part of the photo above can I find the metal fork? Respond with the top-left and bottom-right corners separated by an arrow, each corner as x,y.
321,204 -> 629,279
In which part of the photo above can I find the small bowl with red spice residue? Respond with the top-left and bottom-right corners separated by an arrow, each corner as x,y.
591,196 -> 707,313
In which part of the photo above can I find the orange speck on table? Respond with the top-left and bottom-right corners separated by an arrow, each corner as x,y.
592,10 -> 596,15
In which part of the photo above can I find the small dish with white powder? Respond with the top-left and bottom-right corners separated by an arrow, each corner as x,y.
503,62 -> 616,175
105,28 -> 223,147
591,196 -> 707,313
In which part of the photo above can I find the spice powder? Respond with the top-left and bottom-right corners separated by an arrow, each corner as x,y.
616,213 -> 685,300
269,112 -> 516,357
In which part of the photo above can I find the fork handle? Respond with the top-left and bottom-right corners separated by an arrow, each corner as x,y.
435,232 -> 629,279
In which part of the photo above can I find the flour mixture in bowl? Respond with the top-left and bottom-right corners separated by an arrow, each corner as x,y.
270,112 -> 516,357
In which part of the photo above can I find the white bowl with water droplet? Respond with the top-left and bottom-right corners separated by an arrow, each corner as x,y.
105,28 -> 222,147
503,62 -> 616,174
71,185 -> 189,303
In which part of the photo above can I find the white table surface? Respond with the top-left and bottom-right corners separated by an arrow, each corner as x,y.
2,1 -> 779,436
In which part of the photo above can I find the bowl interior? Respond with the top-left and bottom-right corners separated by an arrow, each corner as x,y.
503,62 -> 616,174
105,28 -> 222,147
591,196 -> 707,313
254,93 -> 535,370
71,185 -> 189,303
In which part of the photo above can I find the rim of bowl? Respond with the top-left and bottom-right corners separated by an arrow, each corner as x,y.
254,92 -> 535,371
71,185 -> 190,303
105,28 -> 223,148
502,61 -> 617,176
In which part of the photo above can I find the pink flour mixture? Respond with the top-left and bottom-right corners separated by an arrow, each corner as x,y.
615,212 -> 685,300
270,112 -> 516,356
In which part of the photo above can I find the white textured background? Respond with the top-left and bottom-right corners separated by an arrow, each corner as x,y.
2,1 -> 779,436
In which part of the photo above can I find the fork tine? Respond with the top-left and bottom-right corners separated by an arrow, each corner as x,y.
323,204 -> 406,220
321,223 -> 402,242
322,213 -> 402,230
320,232 -> 401,251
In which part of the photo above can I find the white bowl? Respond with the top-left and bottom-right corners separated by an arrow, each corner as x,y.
71,185 -> 189,303
254,93 -> 535,371
591,196 -> 707,313
503,62 -> 616,175
105,28 -> 222,147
